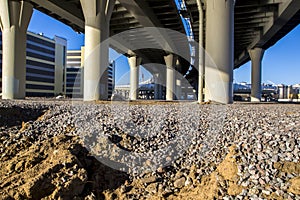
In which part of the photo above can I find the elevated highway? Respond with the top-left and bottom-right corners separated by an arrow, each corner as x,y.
185,0 -> 300,70
0,0 -> 299,103
29,0 -> 191,101
29,0 -> 190,71
185,0 -> 300,102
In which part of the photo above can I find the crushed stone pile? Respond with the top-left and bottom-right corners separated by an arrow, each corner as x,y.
0,100 -> 299,199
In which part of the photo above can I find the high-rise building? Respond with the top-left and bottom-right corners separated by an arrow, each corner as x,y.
66,47 -> 115,99
107,61 -> 116,99
0,31 -> 67,97
65,47 -> 84,97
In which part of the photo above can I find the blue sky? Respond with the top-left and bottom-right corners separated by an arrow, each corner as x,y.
234,25 -> 300,85
28,9 -> 299,85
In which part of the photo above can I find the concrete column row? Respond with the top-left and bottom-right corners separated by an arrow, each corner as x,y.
81,0 -> 182,102
1,0 -> 264,103
128,54 -> 183,101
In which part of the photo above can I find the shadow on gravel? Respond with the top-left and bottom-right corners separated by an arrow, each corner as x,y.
0,106 -> 46,128
70,142 -> 130,199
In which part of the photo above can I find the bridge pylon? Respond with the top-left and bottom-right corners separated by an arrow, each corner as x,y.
0,0 -> 33,99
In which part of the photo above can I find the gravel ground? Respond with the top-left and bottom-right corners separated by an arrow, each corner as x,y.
0,99 -> 299,199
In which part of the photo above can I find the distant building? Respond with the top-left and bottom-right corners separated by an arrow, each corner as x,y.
233,82 -> 300,102
65,48 -> 84,97
114,78 -> 155,100
233,82 -> 278,101
278,84 -> 300,101
292,84 -> 300,96
277,84 -> 289,99
114,85 -> 130,100
0,31 -> 67,97
107,61 -> 116,99
65,47 -> 115,99
114,78 -> 197,100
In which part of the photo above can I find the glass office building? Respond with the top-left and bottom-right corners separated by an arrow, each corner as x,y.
0,31 -> 67,97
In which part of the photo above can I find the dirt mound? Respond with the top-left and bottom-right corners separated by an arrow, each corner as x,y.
0,134 -> 129,199
1,102 -> 300,199
0,103 -> 129,200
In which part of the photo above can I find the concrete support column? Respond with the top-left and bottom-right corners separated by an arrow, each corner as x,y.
249,48 -> 265,102
154,73 -> 160,100
205,0 -> 235,104
196,0 -> 204,103
80,0 -> 115,101
164,54 -> 176,101
175,59 -> 182,100
176,77 -> 182,100
128,56 -> 141,100
0,1 -> 33,99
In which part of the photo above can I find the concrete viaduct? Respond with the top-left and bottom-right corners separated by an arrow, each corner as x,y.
0,0 -> 299,103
